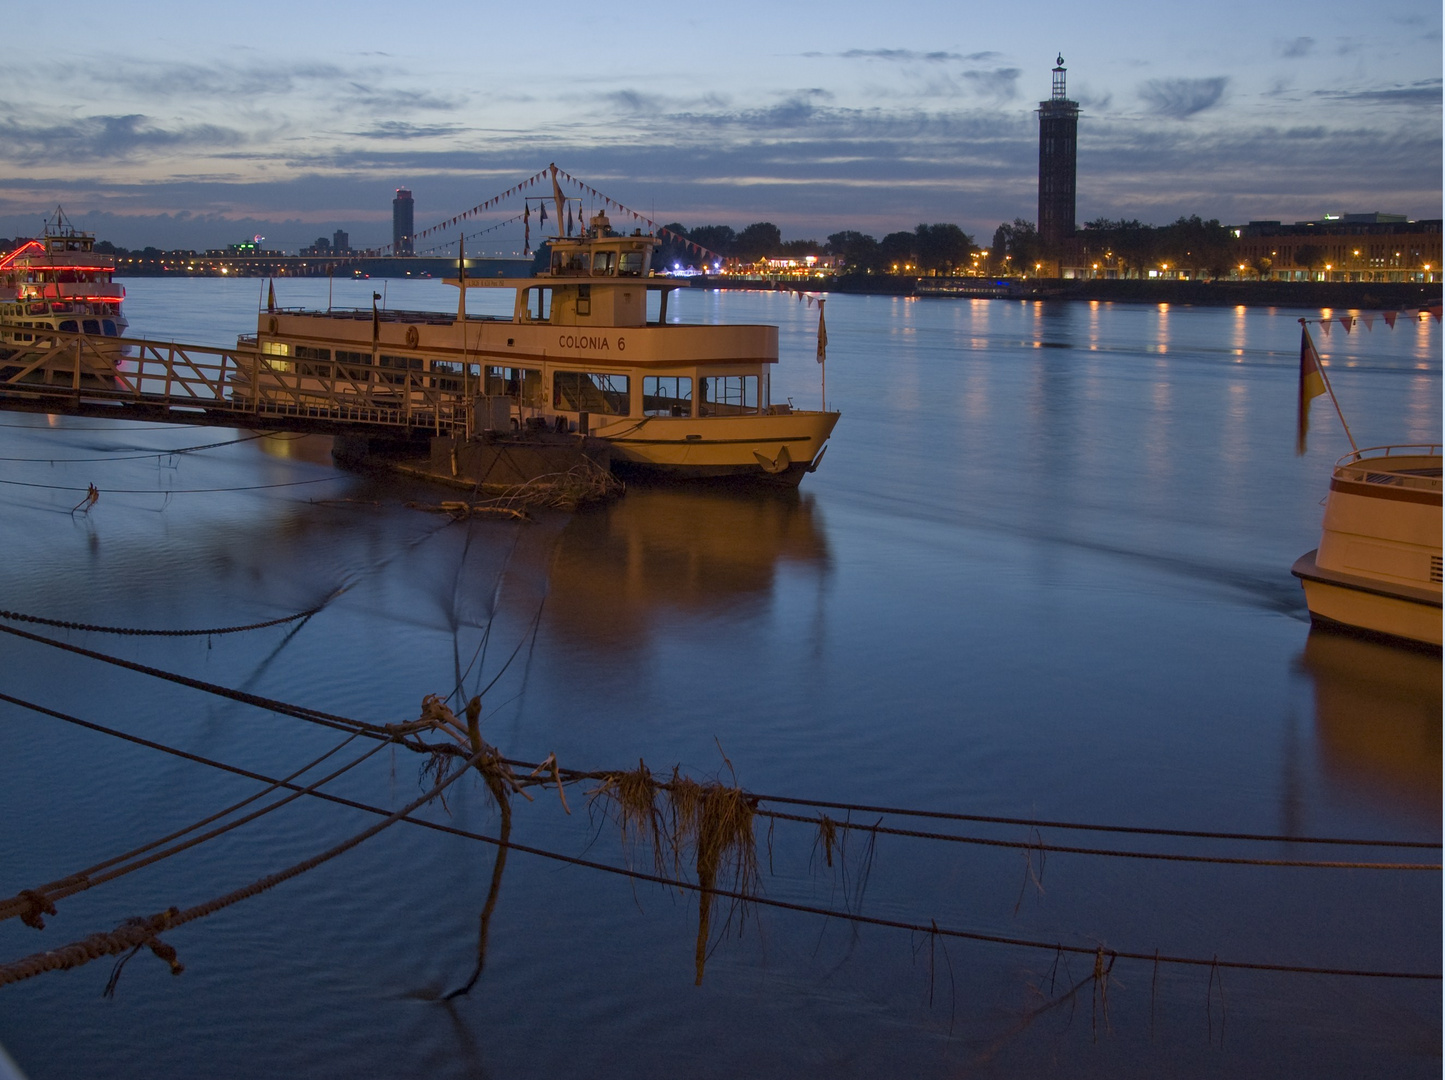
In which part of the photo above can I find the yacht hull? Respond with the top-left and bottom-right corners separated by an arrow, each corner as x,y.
1292,549 -> 1442,647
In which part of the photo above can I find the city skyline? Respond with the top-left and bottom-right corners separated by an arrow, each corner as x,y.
2,0 -> 1440,250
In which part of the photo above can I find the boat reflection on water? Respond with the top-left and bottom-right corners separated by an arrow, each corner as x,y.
1297,629 -> 1442,819
545,484 -> 828,647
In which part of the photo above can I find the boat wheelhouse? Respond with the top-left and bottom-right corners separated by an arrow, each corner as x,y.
0,209 -> 128,363
237,209 -> 839,485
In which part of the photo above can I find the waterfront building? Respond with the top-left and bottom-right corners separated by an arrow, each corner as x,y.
393,189 -> 414,256
333,229 -> 350,252
1037,55 -> 1080,254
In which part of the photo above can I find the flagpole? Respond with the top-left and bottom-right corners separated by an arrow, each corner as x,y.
1301,319 -> 1358,453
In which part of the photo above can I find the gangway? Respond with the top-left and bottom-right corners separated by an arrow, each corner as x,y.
0,322 -> 470,437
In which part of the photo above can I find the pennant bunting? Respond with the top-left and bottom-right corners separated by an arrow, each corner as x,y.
1339,317 -> 1352,334
1361,314 -> 1375,331
1383,311 -> 1397,328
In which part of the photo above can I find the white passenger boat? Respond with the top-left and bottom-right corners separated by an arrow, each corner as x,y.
238,207 -> 839,486
1292,445 -> 1442,647
0,209 -> 128,369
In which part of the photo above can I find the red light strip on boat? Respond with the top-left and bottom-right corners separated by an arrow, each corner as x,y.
0,241 -> 44,270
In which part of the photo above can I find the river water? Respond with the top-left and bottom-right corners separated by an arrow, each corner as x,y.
0,280 -> 1438,1078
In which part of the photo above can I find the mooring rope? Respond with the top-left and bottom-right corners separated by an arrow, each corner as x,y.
0,746 -> 489,989
0,431 -> 295,463
0,734 -> 388,927
520,761 -> 1440,853
0,602 -> 328,638
0,623 -> 426,740
0,476 -> 347,494
0,615 -> 1434,856
0,692 -> 1434,984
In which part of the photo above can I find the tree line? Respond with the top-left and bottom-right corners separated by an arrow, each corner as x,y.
655,222 -> 980,275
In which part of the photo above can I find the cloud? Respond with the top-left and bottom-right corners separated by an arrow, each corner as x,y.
1313,80 -> 1443,106
1278,36 -> 1315,58
350,121 -> 469,139
962,67 -> 1021,100
1138,77 -> 1227,118
0,107 -> 243,163
806,49 -> 966,63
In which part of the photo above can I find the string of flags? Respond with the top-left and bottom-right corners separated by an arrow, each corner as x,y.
1307,308 -> 1442,335
413,212 -> 527,257
549,165 -> 726,265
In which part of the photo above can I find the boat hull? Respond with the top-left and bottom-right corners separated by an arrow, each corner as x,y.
595,411 -> 839,486
1293,549 -> 1442,647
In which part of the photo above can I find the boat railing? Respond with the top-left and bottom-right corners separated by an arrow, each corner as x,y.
1333,444 -> 1443,493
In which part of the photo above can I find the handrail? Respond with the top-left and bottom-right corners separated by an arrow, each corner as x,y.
0,321 -> 471,436
1335,444 -> 1443,466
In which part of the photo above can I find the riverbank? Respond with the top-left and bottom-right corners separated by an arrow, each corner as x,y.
694,275 -> 1442,310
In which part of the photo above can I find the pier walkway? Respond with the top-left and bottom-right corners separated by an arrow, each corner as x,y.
0,323 -> 468,438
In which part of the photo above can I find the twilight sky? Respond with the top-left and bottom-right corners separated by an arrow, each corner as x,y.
3,0 -> 1440,251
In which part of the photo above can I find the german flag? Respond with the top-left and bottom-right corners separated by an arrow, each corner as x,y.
1296,323 -> 1326,455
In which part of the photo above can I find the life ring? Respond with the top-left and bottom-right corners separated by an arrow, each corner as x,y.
405,325 -> 419,348
267,316 -> 277,334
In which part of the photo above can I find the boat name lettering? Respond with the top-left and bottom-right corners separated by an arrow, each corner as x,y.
558,333 -> 612,351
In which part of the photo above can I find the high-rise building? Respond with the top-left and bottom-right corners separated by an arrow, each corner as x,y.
333,229 -> 350,252
392,189 -> 414,255
1037,56 -> 1080,252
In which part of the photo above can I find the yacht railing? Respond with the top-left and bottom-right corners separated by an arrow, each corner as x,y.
1333,444 -> 1443,493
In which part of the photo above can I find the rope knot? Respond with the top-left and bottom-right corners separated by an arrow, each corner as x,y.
18,890 -> 56,930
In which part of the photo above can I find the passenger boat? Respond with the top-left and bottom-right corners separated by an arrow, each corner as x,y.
0,209 -> 128,366
1292,445 -> 1442,647
236,208 -> 839,486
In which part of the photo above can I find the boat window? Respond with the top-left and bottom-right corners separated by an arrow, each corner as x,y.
378,354 -> 423,385
335,350 -> 372,383
643,376 -> 692,417
552,371 -> 630,415
484,366 -> 543,406
262,341 -> 290,356
576,284 -> 591,317
102,320 -> 117,336
295,344 -> 332,378
699,376 -> 759,416
619,251 -> 645,276
59,320 -> 77,332
431,361 -> 463,392
82,319 -> 100,335
591,251 -> 616,276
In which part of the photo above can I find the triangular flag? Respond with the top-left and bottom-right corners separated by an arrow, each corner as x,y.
1431,305 -> 1443,323
1383,311 -> 1397,328
1361,314 -> 1375,330
1319,319 -> 1331,336
1339,317 -> 1352,333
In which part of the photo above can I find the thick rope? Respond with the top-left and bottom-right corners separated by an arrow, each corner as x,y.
0,736 -> 389,926
0,746 -> 487,989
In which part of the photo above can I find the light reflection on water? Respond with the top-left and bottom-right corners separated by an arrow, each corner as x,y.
0,282 -> 1438,1078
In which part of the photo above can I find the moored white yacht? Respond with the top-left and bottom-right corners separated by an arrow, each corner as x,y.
1290,317 -> 1442,646
1292,445 -> 1442,647
237,197 -> 839,486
